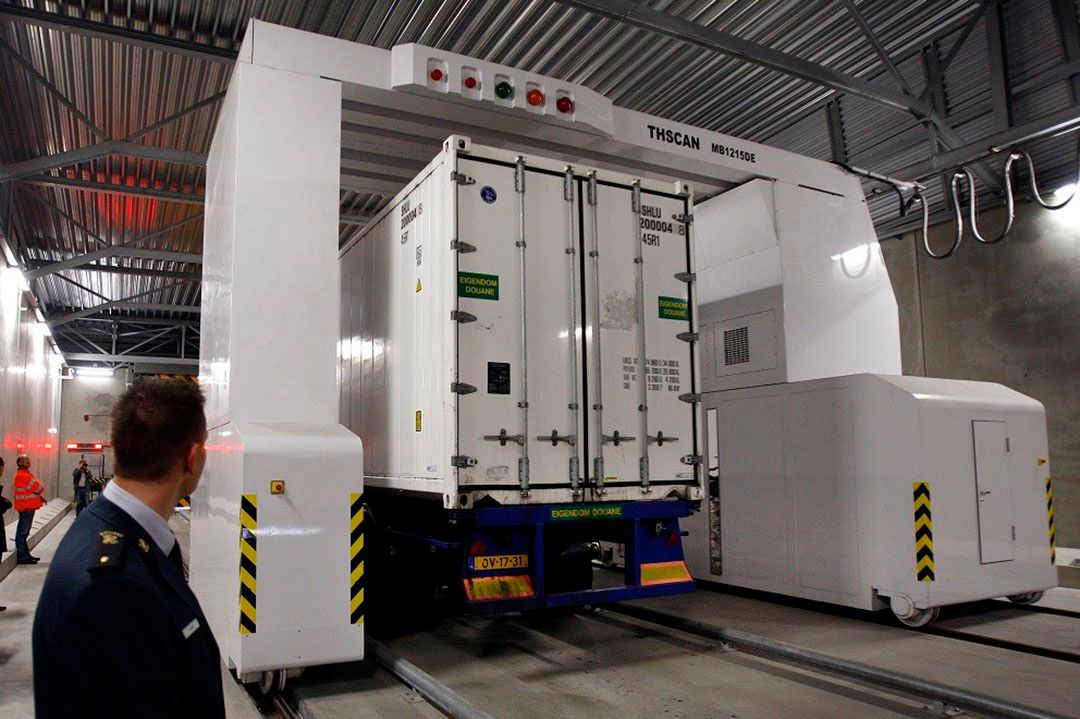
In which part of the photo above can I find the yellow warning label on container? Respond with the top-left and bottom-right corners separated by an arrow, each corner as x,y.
350,493 -> 365,624
1047,476 -> 1056,564
913,482 -> 934,582
416,278 -> 422,293
238,494 -> 257,635
415,410 -> 422,432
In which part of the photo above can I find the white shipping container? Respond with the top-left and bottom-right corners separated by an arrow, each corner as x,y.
340,137 -> 703,509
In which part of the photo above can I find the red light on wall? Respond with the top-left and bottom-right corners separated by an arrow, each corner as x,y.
556,96 -> 574,114
66,442 -> 78,450
44,442 -> 53,450
93,443 -> 103,450
526,88 -> 545,107
15,441 -> 24,451
464,76 -> 478,90
430,68 -> 444,82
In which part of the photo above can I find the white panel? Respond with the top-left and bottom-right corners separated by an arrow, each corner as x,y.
695,179 -> 780,306
775,183 -> 902,382
972,420 -> 1016,564
202,61 -> 344,426
0,265 -> 62,495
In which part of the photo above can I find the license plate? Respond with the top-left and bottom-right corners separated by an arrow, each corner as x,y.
469,554 -> 528,571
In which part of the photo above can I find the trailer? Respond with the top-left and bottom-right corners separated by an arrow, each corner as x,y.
340,138 -> 702,611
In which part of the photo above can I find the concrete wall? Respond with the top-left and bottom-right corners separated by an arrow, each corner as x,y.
56,370 -> 130,500
881,199 -> 1080,547
0,264 -> 62,501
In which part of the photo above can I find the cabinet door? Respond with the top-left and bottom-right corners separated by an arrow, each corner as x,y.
972,420 -> 1015,564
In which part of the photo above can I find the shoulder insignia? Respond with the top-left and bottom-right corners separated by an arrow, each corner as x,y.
88,530 -> 128,572
138,538 -> 151,553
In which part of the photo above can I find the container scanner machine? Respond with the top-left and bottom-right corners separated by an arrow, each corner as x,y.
682,179 -> 1058,626
195,19 -> 927,683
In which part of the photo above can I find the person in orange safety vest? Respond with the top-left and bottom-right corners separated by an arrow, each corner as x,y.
13,455 -> 45,564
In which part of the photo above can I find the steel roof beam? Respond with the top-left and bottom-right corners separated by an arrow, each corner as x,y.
0,5 -> 237,64
551,0 -> 933,116
0,142 -> 208,181
63,352 -> 199,367
51,302 -> 202,327
26,246 -> 202,280
22,176 -> 204,204
840,0 -> 915,97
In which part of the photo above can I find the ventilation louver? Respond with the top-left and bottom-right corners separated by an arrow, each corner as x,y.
723,326 -> 750,366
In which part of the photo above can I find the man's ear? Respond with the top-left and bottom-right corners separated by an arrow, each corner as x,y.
184,444 -> 200,474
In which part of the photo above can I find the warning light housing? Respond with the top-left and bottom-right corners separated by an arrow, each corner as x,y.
430,68 -> 444,82
526,88 -> 545,107
556,95 -> 574,114
495,80 -> 514,100
464,76 -> 477,89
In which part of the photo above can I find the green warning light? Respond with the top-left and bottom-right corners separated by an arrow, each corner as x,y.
495,81 -> 514,100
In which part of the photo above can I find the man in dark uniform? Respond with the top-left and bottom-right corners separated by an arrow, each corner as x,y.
33,378 -> 225,718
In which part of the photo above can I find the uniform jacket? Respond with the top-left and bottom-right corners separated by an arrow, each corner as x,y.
13,467 -> 45,511
32,495 -> 226,719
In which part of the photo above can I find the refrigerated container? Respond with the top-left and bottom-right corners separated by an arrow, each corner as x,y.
339,136 -> 703,610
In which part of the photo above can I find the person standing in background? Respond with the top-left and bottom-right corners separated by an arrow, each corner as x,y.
72,459 -> 93,516
13,455 -> 45,565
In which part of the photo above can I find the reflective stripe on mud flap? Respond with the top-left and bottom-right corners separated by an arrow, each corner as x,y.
238,494 -> 257,635
913,482 -> 935,582
350,493 -> 365,624
640,560 -> 692,586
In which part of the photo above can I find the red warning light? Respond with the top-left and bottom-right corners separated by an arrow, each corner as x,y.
464,76 -> 478,90
526,88 -> 545,107
93,443 -> 103,450
15,441 -> 24,451
44,442 -> 53,450
556,96 -> 574,114
66,442 -> 78,450
430,68 -> 444,82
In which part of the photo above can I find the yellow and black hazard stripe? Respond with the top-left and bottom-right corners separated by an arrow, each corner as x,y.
157,373 -> 199,384
913,482 -> 934,582
1047,477 -> 1057,564
239,494 -> 257,635
350,493 -> 365,625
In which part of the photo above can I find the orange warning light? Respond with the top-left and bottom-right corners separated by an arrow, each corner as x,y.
270,480 -> 285,495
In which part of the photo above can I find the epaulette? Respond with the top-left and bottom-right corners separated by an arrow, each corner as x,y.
87,529 -> 129,573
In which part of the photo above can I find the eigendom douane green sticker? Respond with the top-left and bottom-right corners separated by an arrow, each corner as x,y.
658,296 -> 688,320
458,271 -> 499,300
550,504 -> 623,521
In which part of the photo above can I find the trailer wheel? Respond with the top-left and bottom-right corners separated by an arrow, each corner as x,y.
1007,591 -> 1044,605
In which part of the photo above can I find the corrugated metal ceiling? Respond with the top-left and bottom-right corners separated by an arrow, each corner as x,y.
0,0 -> 1077,362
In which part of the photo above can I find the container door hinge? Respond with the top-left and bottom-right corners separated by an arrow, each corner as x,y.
673,213 -> 693,224
675,272 -> 696,283
451,310 -> 477,323
451,455 -> 478,468
647,432 -> 679,447
451,382 -> 477,395
676,331 -> 699,343
602,431 -> 636,447
681,454 -> 703,466
679,393 -> 702,404
484,428 -> 526,446
451,240 -> 476,253
539,431 -> 576,446
452,172 -> 475,186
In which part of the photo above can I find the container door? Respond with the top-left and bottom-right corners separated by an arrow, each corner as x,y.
582,175 -> 698,501
454,156 -> 583,502
972,420 -> 1015,563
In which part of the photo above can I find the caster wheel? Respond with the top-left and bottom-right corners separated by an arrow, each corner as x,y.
257,669 -> 287,695
894,607 -> 939,628
1007,591 -> 1044,605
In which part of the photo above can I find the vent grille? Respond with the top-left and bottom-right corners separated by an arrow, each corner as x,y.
723,326 -> 750,366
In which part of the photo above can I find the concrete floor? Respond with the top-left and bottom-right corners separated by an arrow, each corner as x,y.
0,511 -> 262,719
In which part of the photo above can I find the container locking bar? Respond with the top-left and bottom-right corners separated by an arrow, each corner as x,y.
646,432 -> 679,447
515,156 -> 530,498
601,431 -> 636,446
564,165 -> 582,498
539,430 -> 576,446
483,429 -> 526,446
630,179 -> 651,493
587,170 -> 606,497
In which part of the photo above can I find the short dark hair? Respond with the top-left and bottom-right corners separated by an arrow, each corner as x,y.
0,457 -> 4,467
111,377 -> 206,480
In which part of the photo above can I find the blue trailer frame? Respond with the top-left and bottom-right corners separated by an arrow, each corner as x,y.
452,499 -> 698,612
